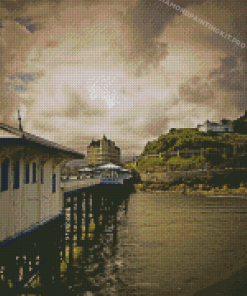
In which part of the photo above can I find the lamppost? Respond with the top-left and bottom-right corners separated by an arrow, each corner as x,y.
18,110 -> 23,132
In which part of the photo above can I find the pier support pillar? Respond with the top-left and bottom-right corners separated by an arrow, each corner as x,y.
67,194 -> 75,288
77,192 -> 83,245
92,190 -> 101,242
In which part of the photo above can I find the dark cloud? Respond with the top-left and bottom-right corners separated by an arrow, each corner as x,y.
179,54 -> 247,119
234,92 -> 247,111
208,55 -> 247,112
230,5 -> 246,59
122,1 -> 169,76
0,0 -> 30,12
179,76 -> 215,104
208,56 -> 247,92
0,0 -> 60,12
15,17 -> 40,32
134,41 -> 168,77
130,0 -> 206,39
123,0 -> 209,76
8,71 -> 43,84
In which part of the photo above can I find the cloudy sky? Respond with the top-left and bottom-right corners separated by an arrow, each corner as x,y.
0,0 -> 246,157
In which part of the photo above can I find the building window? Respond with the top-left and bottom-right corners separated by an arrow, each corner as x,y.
52,174 -> 56,193
41,167 -> 44,184
1,158 -> 9,191
25,163 -> 30,184
32,163 -> 36,183
13,161 -> 20,190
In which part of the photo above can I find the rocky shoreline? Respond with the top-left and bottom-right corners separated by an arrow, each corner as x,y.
134,168 -> 247,196
134,182 -> 247,196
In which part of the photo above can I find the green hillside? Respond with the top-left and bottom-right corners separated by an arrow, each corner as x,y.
233,111 -> 247,134
142,128 -> 247,156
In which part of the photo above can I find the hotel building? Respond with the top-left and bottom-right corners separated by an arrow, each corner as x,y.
87,135 -> 120,166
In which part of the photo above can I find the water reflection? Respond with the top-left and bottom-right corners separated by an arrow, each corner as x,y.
81,201 -> 134,295
78,193 -> 247,296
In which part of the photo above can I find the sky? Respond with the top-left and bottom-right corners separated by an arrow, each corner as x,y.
0,0 -> 246,158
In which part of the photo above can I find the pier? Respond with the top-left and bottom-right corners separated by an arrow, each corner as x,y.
0,179 -> 134,295
0,123 -> 135,295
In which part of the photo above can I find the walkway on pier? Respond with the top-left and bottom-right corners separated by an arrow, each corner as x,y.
61,178 -> 101,192
62,176 -> 128,193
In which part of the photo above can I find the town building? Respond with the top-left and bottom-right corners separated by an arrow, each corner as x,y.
0,122 -> 84,243
87,135 -> 120,166
197,119 -> 234,132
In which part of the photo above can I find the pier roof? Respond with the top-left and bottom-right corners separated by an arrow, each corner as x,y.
0,123 -> 85,159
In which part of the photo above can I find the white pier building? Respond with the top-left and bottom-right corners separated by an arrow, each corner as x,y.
0,123 -> 84,244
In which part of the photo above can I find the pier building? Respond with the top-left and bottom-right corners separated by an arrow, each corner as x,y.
0,122 -> 85,243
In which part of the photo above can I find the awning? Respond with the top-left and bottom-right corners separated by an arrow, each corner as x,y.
97,163 -> 122,170
78,167 -> 93,172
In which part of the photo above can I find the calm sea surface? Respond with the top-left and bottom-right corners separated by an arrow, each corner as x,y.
84,193 -> 247,295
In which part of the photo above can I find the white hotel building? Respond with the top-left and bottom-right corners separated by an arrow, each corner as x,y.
198,120 -> 234,133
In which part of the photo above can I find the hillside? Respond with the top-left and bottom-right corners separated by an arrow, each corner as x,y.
233,111 -> 247,134
125,113 -> 247,193
142,128 -> 247,156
